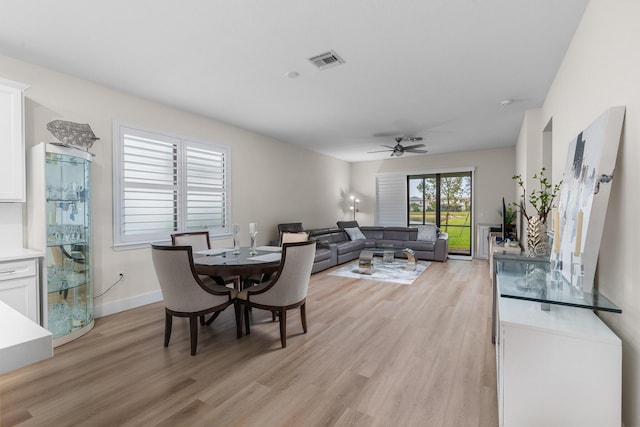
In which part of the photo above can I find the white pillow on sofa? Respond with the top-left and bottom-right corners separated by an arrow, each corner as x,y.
344,227 -> 367,240
417,224 -> 438,242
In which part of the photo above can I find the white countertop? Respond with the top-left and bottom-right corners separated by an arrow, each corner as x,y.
0,247 -> 44,262
0,300 -> 53,374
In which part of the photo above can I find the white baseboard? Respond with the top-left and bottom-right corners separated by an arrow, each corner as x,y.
94,290 -> 163,318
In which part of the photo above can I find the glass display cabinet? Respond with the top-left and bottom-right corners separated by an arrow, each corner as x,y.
28,142 -> 93,346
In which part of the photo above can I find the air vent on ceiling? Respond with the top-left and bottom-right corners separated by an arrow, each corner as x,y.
308,50 -> 345,70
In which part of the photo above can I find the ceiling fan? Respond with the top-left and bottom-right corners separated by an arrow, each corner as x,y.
368,137 -> 428,157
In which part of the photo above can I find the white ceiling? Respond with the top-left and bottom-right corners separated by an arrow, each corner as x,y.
0,0 -> 589,162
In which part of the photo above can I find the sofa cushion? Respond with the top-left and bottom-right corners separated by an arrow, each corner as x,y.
417,224 -> 438,242
405,240 -> 436,251
376,239 -> 406,249
360,226 -> 385,240
314,247 -> 332,262
344,227 -> 367,241
383,227 -> 414,241
335,240 -> 366,255
309,228 -> 349,244
337,220 -> 360,229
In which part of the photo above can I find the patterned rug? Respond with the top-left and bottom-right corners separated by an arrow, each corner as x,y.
328,259 -> 430,285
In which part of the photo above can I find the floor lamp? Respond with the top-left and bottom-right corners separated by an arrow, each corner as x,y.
350,195 -> 360,220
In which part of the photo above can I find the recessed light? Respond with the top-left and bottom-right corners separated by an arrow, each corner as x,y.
500,100 -> 513,107
285,71 -> 299,79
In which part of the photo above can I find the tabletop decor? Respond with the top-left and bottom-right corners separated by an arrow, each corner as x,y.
249,222 -> 258,255
232,224 -> 240,254
512,167 -> 561,256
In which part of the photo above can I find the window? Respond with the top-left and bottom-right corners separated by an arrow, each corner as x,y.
113,123 -> 230,247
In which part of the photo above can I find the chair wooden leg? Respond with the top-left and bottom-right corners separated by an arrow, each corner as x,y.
234,302 -> 243,339
244,305 -> 251,335
205,311 -> 221,325
272,311 -> 276,321
164,311 -> 172,347
279,308 -> 287,348
301,302 -> 307,334
200,315 -> 205,326
189,316 -> 198,356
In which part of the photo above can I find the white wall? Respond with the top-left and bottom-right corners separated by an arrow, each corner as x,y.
519,0 -> 640,424
350,146 -> 516,256
0,53 -> 350,317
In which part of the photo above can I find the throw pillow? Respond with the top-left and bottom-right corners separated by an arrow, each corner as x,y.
344,227 -> 367,241
417,224 -> 437,242
281,232 -> 309,245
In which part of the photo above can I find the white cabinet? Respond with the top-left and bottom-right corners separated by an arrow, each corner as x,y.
496,295 -> 621,427
0,251 -> 42,323
0,78 -> 29,202
476,224 -> 497,259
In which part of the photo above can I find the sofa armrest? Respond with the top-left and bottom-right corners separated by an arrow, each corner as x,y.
433,233 -> 449,261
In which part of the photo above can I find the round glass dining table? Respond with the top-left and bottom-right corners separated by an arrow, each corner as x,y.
193,247 -> 281,289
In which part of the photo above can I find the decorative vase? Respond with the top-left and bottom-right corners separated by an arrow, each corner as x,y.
527,215 -> 550,257
232,224 -> 240,254
249,232 -> 258,255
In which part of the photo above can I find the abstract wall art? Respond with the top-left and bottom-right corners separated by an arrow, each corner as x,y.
556,106 -> 625,292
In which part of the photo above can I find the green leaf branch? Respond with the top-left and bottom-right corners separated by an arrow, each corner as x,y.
512,167 -> 562,225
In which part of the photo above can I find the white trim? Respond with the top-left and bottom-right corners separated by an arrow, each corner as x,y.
94,290 -> 163,318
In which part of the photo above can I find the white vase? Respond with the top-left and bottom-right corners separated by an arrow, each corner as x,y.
527,215 -> 550,256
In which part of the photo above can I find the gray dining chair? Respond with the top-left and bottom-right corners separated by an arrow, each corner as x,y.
236,240 -> 316,348
171,231 -> 241,290
151,244 -> 239,356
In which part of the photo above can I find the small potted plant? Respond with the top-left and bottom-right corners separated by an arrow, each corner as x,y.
503,205 -> 518,240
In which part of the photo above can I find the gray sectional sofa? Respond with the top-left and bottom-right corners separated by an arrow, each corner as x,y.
278,221 -> 448,274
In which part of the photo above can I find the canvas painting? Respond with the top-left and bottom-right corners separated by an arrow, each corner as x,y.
556,106 -> 625,292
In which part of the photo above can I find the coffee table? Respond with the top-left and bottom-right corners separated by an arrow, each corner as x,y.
358,247 -> 416,274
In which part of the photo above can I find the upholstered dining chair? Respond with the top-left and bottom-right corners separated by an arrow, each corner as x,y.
151,244 -> 239,356
236,240 -> 316,348
171,231 -> 240,290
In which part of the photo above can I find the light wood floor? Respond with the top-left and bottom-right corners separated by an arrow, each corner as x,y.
0,259 -> 498,427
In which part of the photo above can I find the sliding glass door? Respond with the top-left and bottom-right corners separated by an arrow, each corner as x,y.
408,171 -> 472,256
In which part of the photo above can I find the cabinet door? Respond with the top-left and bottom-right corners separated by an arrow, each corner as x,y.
501,322 -> 621,427
0,259 -> 38,322
0,82 -> 26,201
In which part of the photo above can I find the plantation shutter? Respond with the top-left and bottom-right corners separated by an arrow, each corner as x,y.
375,173 -> 407,226
120,129 -> 179,242
184,141 -> 229,232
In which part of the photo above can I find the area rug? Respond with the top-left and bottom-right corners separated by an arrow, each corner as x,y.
328,260 -> 430,285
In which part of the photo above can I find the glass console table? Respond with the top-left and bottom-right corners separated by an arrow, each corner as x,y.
491,251 -> 621,343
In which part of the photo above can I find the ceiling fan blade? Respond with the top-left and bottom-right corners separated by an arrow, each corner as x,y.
406,149 -> 429,153
402,143 -> 426,150
381,145 -> 396,149
367,149 -> 393,153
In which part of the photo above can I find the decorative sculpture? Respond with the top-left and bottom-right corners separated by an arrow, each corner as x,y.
47,120 -> 99,151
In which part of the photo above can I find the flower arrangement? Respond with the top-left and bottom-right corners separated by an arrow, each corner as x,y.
512,167 -> 562,224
